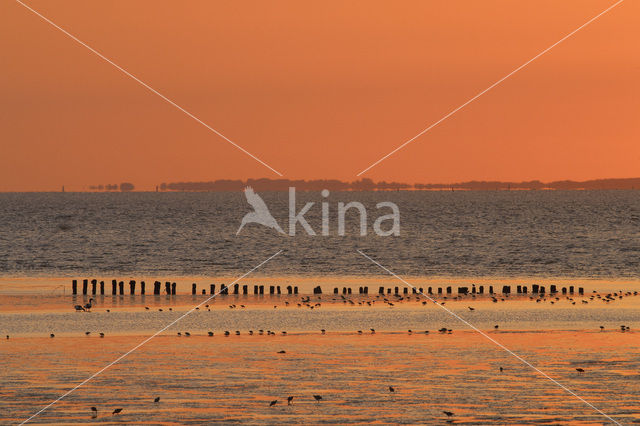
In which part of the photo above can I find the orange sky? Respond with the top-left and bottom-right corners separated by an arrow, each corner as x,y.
1,0 -> 638,191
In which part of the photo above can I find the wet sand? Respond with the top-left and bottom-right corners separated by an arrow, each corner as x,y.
1,287 -> 639,424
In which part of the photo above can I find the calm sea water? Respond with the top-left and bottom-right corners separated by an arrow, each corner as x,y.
0,191 -> 638,280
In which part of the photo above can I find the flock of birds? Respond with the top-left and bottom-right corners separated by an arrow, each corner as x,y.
5,290 -> 635,422
85,391 -> 459,420
87,397 -> 159,419
3,289 -> 637,340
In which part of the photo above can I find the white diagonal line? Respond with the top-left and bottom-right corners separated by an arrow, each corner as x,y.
15,0 -> 283,177
357,249 -> 621,425
19,249 -> 283,425
356,0 -> 624,176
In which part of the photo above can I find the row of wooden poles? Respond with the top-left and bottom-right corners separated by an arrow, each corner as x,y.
71,279 -> 584,296
71,279 -> 300,296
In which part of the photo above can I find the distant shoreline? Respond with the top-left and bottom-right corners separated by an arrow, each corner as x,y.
3,177 -> 640,193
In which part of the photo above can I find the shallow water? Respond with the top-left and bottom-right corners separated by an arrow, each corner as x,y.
1,293 -> 639,424
2,331 -> 639,424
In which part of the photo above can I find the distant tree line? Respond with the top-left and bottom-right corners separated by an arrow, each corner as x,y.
88,183 -> 135,191
156,177 -> 640,192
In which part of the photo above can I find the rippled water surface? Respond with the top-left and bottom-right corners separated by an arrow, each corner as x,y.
0,191 -> 638,280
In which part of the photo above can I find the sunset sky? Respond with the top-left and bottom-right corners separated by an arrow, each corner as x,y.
1,0 -> 638,191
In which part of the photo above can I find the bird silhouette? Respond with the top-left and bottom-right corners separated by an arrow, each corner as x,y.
112,408 -> 122,415
443,411 -> 454,417
154,397 -> 160,403
236,187 -> 285,235
389,386 -> 395,392
287,396 -> 294,405
576,368 -> 585,373
269,400 -> 278,407
313,395 -> 323,403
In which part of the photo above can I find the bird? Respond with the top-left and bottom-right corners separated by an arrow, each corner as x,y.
177,332 -> 182,337
208,331 -> 214,336
321,329 -> 326,334
499,367 -> 503,372
494,325 -> 499,330
74,304 -> 86,312
236,187 -> 285,235
468,307 -> 475,311
224,331 -> 230,336
287,396 -> 294,405
185,332 -> 191,337
269,400 -> 278,407
85,331 -> 91,336
84,298 -> 95,312
443,411 -> 454,417
599,326 -> 605,331
313,395 -> 323,403
278,350 -> 286,354
145,306 -> 149,310
90,406 -> 98,418
154,397 -> 160,403
389,386 -> 395,392
99,332 -> 105,338
50,333 -> 55,338
370,328 -> 376,334
112,408 -> 122,415
576,368 -> 585,373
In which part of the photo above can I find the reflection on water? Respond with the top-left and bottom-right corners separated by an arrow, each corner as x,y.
2,332 -> 639,424
1,294 -> 639,424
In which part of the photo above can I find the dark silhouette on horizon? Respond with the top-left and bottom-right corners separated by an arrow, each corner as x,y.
155,177 -> 640,192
